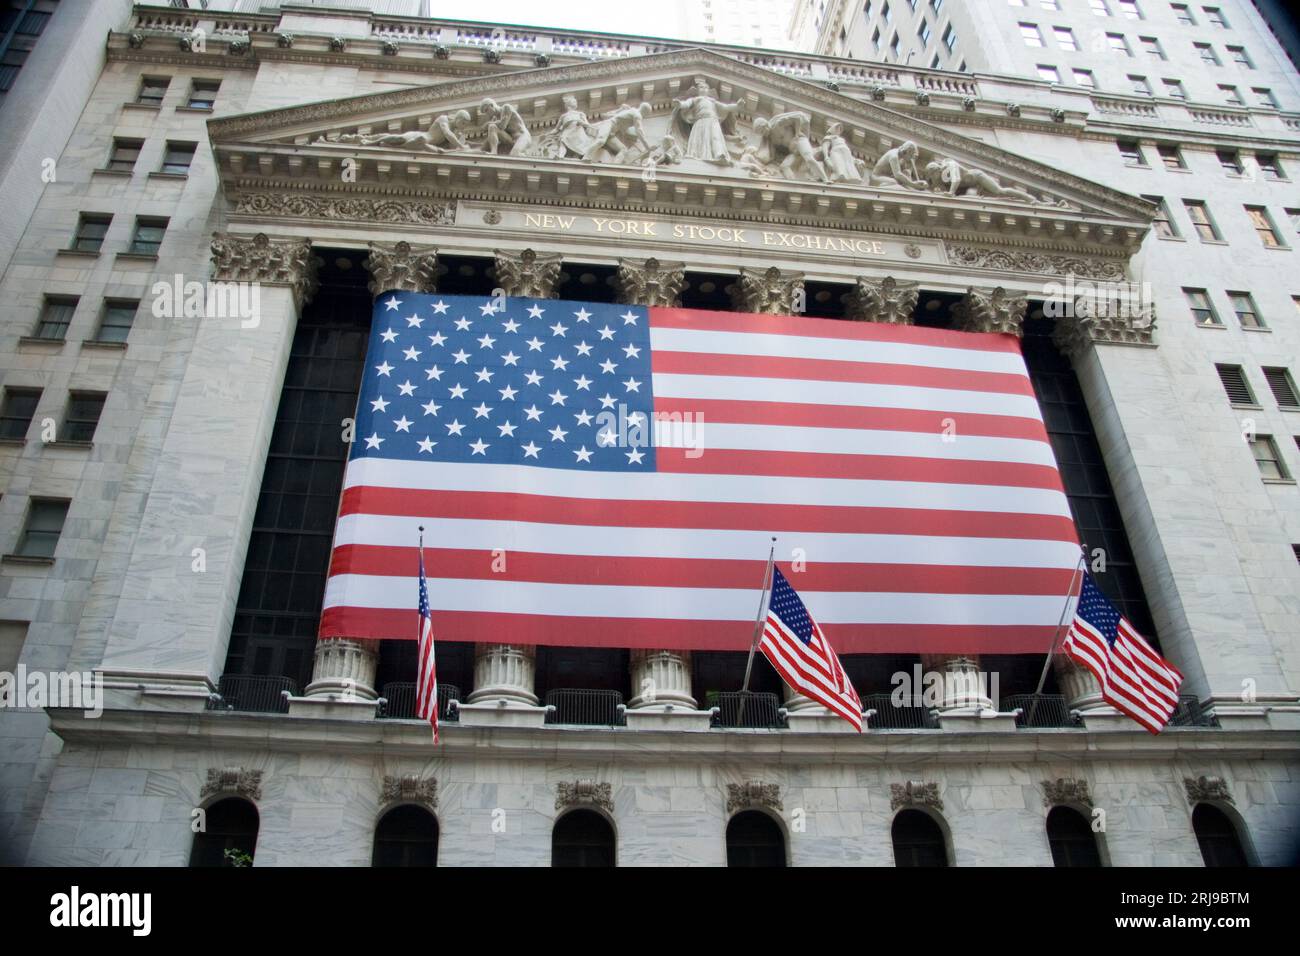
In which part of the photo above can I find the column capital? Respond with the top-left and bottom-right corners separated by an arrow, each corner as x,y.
844,275 -> 919,324
615,257 -> 687,307
1053,304 -> 1158,358
492,247 -> 563,298
364,240 -> 438,297
732,266 -> 805,315
953,285 -> 1028,337
209,231 -> 318,308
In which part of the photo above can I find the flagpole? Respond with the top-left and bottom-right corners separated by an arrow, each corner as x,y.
736,536 -> 777,727
417,524 -> 437,744
1027,545 -> 1087,726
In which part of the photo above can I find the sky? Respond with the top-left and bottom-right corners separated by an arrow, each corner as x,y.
424,0 -> 694,43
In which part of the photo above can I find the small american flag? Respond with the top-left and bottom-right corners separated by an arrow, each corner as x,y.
415,547 -> 439,742
1061,571 -> 1182,734
759,566 -> 863,731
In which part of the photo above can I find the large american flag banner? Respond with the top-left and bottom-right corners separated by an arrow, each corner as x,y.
1061,571 -> 1183,734
319,293 -> 1081,653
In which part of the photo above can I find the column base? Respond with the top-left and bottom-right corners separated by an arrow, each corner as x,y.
624,706 -> 712,732
934,708 -> 1018,732
287,695 -> 381,721
95,669 -> 216,713
456,700 -> 549,728
784,706 -> 859,733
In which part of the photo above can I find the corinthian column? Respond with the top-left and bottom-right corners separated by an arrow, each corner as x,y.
953,286 -> 1028,336
844,275 -> 919,324
919,653 -> 1017,732
492,248 -> 564,298
731,266 -> 805,315
363,240 -> 439,296
615,257 -> 687,307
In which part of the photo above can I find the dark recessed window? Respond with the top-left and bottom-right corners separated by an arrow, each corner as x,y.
129,217 -> 168,256
34,296 -> 77,340
726,811 -> 786,867
136,76 -> 169,106
1262,367 -> 1299,409
1192,804 -> 1249,866
190,798 -> 259,867
72,214 -> 111,253
62,392 -> 106,443
1143,195 -> 1178,237
107,138 -> 143,173
187,79 -> 220,110
0,388 -> 41,440
552,810 -> 615,867
1217,149 -> 1243,174
160,141 -> 197,175
1157,143 -> 1185,169
16,499 -> 69,559
892,809 -> 948,866
1215,364 -> 1254,405
1255,153 -> 1283,180
372,805 -> 438,867
1047,806 -> 1102,866
96,299 -> 138,343
1116,139 -> 1145,165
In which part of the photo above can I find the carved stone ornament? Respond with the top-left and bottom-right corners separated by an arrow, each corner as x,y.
364,240 -> 438,297
1042,777 -> 1093,809
1051,108 -> 1066,123
732,266 -> 805,315
844,275 -> 919,324
1184,775 -> 1234,804
381,40 -> 399,56
276,32 -> 294,49
953,286 -> 1028,337
915,91 -> 931,106
483,47 -> 501,64
962,96 -> 976,111
870,85 -> 887,101
329,37 -> 347,53
493,248 -> 564,298
318,109 -> 474,154
234,193 -> 456,227
209,232 -> 318,308
432,43 -> 450,59
534,53 -> 551,67
726,781 -> 783,814
382,775 -> 438,807
615,257 -> 687,308
128,32 -> 145,49
483,209 -> 502,225
1007,103 -> 1022,117
201,767 -> 262,801
947,245 -> 1126,282
556,779 -> 614,813
228,38 -> 250,57
1053,304 -> 1157,357
890,780 -> 943,812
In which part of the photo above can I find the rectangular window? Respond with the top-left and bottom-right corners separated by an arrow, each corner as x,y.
1129,74 -> 1152,95
1219,84 -> 1244,105
62,392 -> 106,443
917,19 -> 931,44
0,388 -> 41,441
1144,195 -> 1179,237
1285,208 -> 1300,236
1107,33 -> 1131,55
1249,435 -> 1289,480
931,0 -> 943,11
1073,68 -> 1096,88
1162,78 -> 1186,98
1254,153 -> 1283,180
1195,42 -> 1220,66
1089,0 -> 1110,15
186,80 -> 220,110
136,76 -> 169,106
1020,23 -> 1043,46
1157,143 -> 1185,169
1228,291 -> 1263,328
882,1 -> 891,22
1203,6 -> 1227,28
16,500 -> 70,559
34,296 -> 76,340
1227,45 -> 1253,68
160,141 -> 196,175
930,53 -> 941,68
1263,367 -> 1300,409
890,32 -> 901,57
1217,148 -> 1243,174
1184,287 -> 1220,325
1118,0 -> 1142,18
872,26 -> 881,49
1038,64 -> 1061,82
1117,139 -> 1146,164
106,138 -> 142,173
1215,364 -> 1255,405
129,217 -> 168,257
1183,200 -> 1221,241
1172,4 -> 1194,25
72,214 -> 111,253
1054,27 -> 1078,50
864,0 -> 872,17
96,299 -> 138,344
1245,206 -> 1283,247
1139,35 -> 1165,59
1253,87 -> 1278,108
943,24 -> 956,49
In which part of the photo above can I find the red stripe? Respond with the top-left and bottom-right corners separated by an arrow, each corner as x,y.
760,636 -> 862,729
649,306 -> 1023,352
320,607 -> 1058,653
657,447 -> 1067,491
337,487 -> 1078,540
329,546 -> 1080,595
653,350 -> 1035,396
653,397 -> 1051,442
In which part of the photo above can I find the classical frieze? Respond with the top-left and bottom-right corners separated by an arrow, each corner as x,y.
492,247 -> 563,298
1042,778 -> 1094,809
200,767 -> 263,801
732,266 -> 804,314
844,275 -> 918,324
615,257 -> 687,307
947,244 -> 1127,281
555,779 -> 614,813
364,241 -> 439,296
953,286 -> 1029,337
890,780 -> 943,812
233,192 -> 456,226
209,232 -> 318,307
382,775 -> 438,808
726,781 -> 783,814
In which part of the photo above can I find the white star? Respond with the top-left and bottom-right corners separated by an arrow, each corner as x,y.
431,300 -> 450,315
425,365 -> 444,381
383,296 -> 401,311
526,336 -> 545,352
574,410 -> 594,426
626,448 -> 646,464
498,384 -> 518,401
574,445 -> 593,463
621,310 -> 639,325
472,402 -> 493,419
550,355 -> 570,371
550,322 -> 568,337
573,375 -> 592,391
477,333 -> 496,350
393,416 -> 413,432
445,419 -> 465,436
598,325 -> 615,340
475,366 -> 495,383
599,359 -> 618,374
549,425 -> 568,442
627,411 -> 646,426
406,314 -> 424,328
524,370 -> 544,386
574,340 -> 594,357
428,331 -> 447,347
403,346 -> 421,361
365,432 -> 384,449
370,397 -> 390,412
623,343 -> 642,358
622,377 -> 642,393
478,301 -> 498,316
421,399 -> 441,416
523,405 -> 543,421
397,380 -> 416,396
375,361 -> 394,377
498,421 -> 518,437
521,441 -> 541,459
452,349 -> 470,364
417,436 -> 437,453
527,304 -> 545,319
574,308 -> 592,322
548,389 -> 568,406
502,351 -> 520,366
454,317 -> 473,332
448,383 -> 468,399
598,393 -> 617,409
469,438 -> 490,455
501,318 -> 521,333
598,429 -> 617,446
380,328 -> 398,343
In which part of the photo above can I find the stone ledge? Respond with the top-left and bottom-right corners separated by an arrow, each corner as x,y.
624,707 -> 712,732
456,700 -> 549,728
287,695 -> 379,722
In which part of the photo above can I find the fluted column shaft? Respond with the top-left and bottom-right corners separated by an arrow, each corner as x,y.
468,643 -> 539,705
920,654 -> 994,713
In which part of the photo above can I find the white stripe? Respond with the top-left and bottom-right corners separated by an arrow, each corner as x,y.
325,573 -> 1077,625
1072,619 -> 1173,715
343,458 -> 1073,518
334,513 -> 1083,568
1067,627 -> 1169,723
656,373 -> 1043,419
760,636 -> 861,726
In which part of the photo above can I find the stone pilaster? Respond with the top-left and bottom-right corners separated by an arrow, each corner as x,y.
492,247 -> 563,298
615,257 -> 687,307
843,275 -> 919,324
363,240 -> 438,296
304,637 -> 379,700
731,266 -> 805,315
952,286 -> 1028,337
209,232 -> 319,309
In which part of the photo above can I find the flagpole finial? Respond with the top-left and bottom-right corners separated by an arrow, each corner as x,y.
419,525 -> 425,532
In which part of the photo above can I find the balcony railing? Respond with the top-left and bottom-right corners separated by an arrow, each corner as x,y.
544,688 -> 626,726
377,682 -> 460,722
208,675 -> 297,714
1003,693 -> 1077,729
862,693 -> 937,729
707,691 -> 787,729
1169,695 -> 1219,728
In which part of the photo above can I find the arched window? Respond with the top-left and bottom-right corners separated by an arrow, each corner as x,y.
552,809 -> 615,867
726,810 -> 786,867
892,809 -> 948,867
1192,804 -> 1250,867
372,804 -> 439,867
190,797 -> 259,867
1046,806 -> 1102,867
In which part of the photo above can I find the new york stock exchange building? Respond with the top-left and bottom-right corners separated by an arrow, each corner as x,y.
1,1 -> 1299,872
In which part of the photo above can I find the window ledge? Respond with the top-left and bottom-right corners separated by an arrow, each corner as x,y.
1156,235 -> 1186,242
1262,244 -> 1292,251
175,105 -> 214,114
1164,167 -> 1192,173
1262,477 -> 1297,485
122,101 -> 162,112
114,252 -> 159,263
81,339 -> 128,350
1241,325 -> 1272,332
1,554 -> 55,567
91,168 -> 134,178
1230,403 -> 1263,411
1195,323 -> 1226,329
45,440 -> 93,450
147,171 -> 189,182
17,336 -> 66,348
54,249 -> 101,259
1197,238 -> 1230,245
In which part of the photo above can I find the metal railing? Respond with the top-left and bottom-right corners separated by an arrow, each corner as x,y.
861,693 -> 937,729
208,675 -> 297,714
707,691 -> 787,729
377,682 -> 460,722
544,688 -> 626,726
1003,693 -> 1077,729
1168,694 -> 1219,728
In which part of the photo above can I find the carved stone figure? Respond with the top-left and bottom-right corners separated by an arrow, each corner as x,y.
582,102 -> 653,163
670,77 -> 741,165
753,110 -> 828,182
869,140 -> 926,190
478,97 -> 532,155
736,146 -> 782,178
536,94 -> 599,160
923,157 -> 1065,206
845,276 -> 919,324
641,135 -> 684,169
820,122 -> 861,183
326,111 -> 472,153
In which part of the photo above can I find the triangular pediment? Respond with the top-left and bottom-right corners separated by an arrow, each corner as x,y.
208,48 -> 1153,255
